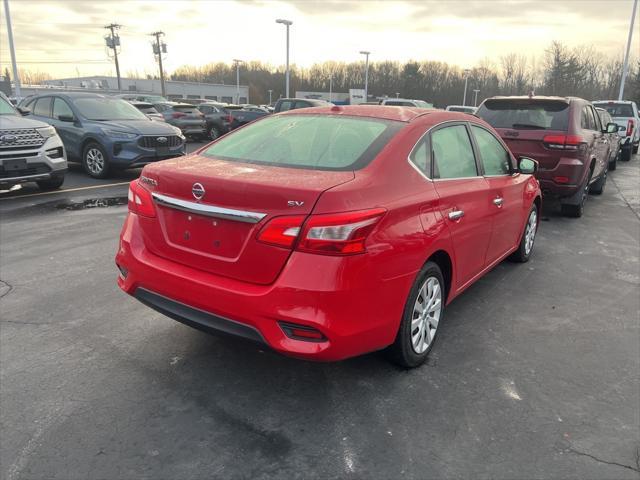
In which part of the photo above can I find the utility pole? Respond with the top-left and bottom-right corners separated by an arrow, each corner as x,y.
276,19 -> 292,98
104,23 -> 122,91
3,0 -> 21,97
473,89 -> 480,107
151,31 -> 167,97
462,69 -> 471,106
329,75 -> 333,103
360,51 -> 370,100
618,0 -> 638,100
233,59 -> 243,105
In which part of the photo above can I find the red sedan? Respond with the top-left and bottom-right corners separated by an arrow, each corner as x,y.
116,106 -> 541,367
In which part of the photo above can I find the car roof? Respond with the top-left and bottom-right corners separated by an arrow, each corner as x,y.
593,100 -> 635,105
278,105 -> 458,123
483,95 -> 584,104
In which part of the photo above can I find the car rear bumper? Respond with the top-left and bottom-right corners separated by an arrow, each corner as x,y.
535,156 -> 585,198
115,212 -> 412,361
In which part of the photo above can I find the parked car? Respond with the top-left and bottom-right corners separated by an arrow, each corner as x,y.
272,98 -> 331,113
22,93 -> 185,178
381,98 -> 434,108
196,103 -> 233,140
596,107 -> 621,171
128,101 -> 165,122
116,106 -> 541,368
0,91 -> 67,190
477,95 -> 615,217
446,105 -> 477,114
239,104 -> 270,113
592,100 -> 639,161
224,105 -> 270,129
152,102 -> 206,139
116,93 -> 168,104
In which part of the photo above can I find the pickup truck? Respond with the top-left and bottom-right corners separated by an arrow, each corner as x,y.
592,100 -> 639,161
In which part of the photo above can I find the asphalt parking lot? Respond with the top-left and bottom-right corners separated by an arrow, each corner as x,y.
1,148 -> 639,479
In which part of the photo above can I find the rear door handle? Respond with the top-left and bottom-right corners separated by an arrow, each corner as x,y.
448,210 -> 464,220
493,197 -> 504,207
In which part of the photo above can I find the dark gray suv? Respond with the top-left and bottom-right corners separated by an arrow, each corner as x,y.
23,93 -> 186,178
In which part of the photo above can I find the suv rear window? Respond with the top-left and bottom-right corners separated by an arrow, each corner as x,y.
172,105 -> 198,113
477,99 -> 569,131
593,102 -> 634,117
203,114 -> 402,171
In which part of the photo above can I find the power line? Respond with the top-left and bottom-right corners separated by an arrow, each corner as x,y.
104,23 -> 122,91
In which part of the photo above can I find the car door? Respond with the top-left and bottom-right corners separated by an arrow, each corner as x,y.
430,123 -> 493,288
588,105 -> 609,175
470,124 -> 528,264
50,97 -> 83,158
581,106 -> 606,181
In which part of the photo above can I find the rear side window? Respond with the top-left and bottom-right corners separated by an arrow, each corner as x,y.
594,103 -> 634,117
52,98 -> 73,120
409,135 -> 431,177
203,114 -> 402,171
477,100 -> 569,131
581,107 -> 596,131
471,126 -> 511,175
172,105 -> 197,114
33,97 -> 52,117
278,101 -> 294,112
139,105 -> 159,114
431,125 -> 478,179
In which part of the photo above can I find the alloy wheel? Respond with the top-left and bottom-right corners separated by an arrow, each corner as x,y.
524,209 -> 537,255
86,148 -> 105,175
411,276 -> 442,354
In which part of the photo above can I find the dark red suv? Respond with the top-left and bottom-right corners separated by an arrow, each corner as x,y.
477,96 -> 617,217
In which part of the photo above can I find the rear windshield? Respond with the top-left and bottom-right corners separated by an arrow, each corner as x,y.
477,100 -> 569,130
172,105 -> 198,113
593,102 -> 634,118
448,106 -> 475,113
137,105 -> 159,114
202,114 -> 403,171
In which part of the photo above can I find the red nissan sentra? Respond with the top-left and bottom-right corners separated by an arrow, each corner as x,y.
116,106 -> 541,367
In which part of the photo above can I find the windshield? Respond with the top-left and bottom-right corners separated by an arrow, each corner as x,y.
477,100 -> 569,130
0,96 -> 17,115
593,102 -> 634,118
203,114 -> 403,171
73,98 -> 148,121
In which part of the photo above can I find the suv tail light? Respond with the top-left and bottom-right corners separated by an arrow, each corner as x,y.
172,112 -> 187,119
542,134 -> 584,150
256,208 -> 386,255
127,180 -> 156,218
626,119 -> 634,137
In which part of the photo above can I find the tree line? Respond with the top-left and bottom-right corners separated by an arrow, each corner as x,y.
170,41 -> 640,107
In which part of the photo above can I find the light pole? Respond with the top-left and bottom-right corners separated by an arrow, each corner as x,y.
473,89 -> 480,107
3,0 -> 21,97
396,92 -> 400,98
462,69 -> 471,106
268,89 -> 273,104
360,50 -> 370,100
233,59 -> 243,105
276,19 -> 293,98
618,0 -> 638,100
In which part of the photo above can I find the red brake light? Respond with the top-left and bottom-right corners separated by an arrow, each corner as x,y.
297,208 -> 386,255
256,216 -> 305,248
127,180 -> 156,218
553,176 -> 570,184
225,114 -> 234,123
543,134 -> 584,150
627,119 -> 634,137
172,111 -> 186,119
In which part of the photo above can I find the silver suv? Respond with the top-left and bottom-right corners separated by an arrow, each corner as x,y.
0,92 -> 67,190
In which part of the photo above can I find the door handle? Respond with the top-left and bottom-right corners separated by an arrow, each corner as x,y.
448,210 -> 464,220
493,197 -> 504,207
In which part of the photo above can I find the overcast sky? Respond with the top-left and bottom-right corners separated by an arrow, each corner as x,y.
0,0 -> 638,80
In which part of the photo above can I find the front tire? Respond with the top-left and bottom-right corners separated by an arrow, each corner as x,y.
387,261 -> 445,368
82,142 -> 109,178
633,144 -> 638,154
609,150 -> 618,171
207,125 -> 221,141
509,205 -> 538,263
36,175 -> 65,191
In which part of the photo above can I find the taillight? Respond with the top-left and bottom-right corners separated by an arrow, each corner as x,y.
127,180 -> 156,218
172,112 -> 186,119
225,114 -> 234,123
298,208 -> 386,255
256,216 -> 305,248
626,119 -> 634,137
543,134 -> 584,150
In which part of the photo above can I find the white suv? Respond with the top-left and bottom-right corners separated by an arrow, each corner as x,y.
380,98 -> 433,108
592,100 -> 639,161
0,92 -> 67,190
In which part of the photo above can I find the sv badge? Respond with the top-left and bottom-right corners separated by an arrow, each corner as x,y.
287,200 -> 304,207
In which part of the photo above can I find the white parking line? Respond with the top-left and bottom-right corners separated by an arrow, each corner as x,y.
0,182 -> 131,201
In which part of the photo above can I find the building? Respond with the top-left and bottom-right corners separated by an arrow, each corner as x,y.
41,76 -> 249,103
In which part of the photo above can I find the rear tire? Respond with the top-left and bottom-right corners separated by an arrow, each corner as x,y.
633,144 -> 638,154
386,261 -> 445,368
621,145 -> 632,162
589,169 -> 607,195
36,175 -> 65,191
82,142 -> 109,179
207,126 -> 221,141
509,204 -> 538,263
560,170 -> 591,218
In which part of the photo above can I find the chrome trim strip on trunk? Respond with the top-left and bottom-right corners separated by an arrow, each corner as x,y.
151,191 -> 267,224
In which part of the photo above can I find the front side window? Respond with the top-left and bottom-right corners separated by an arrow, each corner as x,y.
33,97 -> 53,117
203,114 -> 402,171
0,96 -> 16,115
431,125 -> 478,179
471,126 -> 511,175
53,98 -> 73,120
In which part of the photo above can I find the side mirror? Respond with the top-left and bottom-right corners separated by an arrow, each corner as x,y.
17,107 -> 30,116
518,157 -> 538,175
605,122 -> 618,134
58,114 -> 75,123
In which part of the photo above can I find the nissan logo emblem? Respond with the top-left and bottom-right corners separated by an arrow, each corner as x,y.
192,183 -> 205,200
0,134 -> 17,144
156,136 -> 168,143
